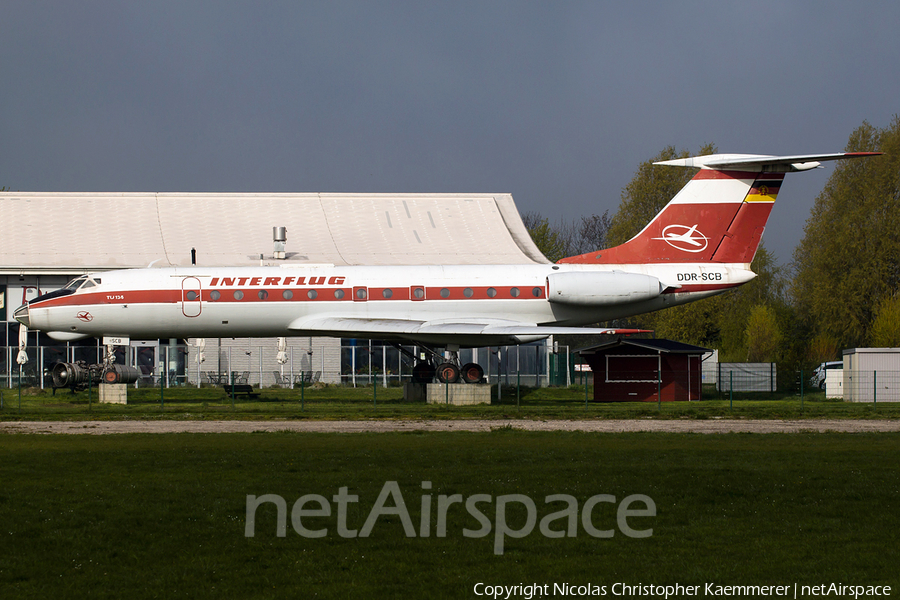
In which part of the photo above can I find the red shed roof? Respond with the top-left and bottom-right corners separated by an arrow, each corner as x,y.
578,338 -> 711,355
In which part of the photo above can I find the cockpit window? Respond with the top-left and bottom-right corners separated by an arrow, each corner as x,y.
64,276 -> 88,290
63,275 -> 101,291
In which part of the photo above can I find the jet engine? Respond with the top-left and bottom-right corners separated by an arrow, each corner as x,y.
546,271 -> 664,306
51,362 -> 142,388
51,362 -> 104,389
102,364 -> 142,384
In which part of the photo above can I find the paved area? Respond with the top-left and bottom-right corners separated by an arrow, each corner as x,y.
2,419 -> 899,435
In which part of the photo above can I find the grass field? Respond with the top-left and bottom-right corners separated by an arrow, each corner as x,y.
1,431 -> 898,598
3,384 -> 900,420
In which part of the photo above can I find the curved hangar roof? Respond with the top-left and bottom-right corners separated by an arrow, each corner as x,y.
1,192 -> 550,274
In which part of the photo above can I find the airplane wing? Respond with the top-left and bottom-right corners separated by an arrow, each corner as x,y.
654,152 -> 882,172
287,316 -> 647,345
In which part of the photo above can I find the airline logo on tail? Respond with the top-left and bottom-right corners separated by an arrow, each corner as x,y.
655,224 -> 709,253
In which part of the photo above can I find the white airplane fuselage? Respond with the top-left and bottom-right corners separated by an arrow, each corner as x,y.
18,261 -> 753,346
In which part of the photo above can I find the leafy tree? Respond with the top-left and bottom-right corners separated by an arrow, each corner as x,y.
637,293 -> 727,348
792,117 -> 900,349
523,210 -> 613,262
716,246 -> 787,360
576,211 -> 612,254
806,333 -> 841,364
745,304 -> 783,362
870,295 -> 900,347
522,212 -> 568,262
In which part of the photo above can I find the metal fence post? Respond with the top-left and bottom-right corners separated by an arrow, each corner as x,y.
718,362 -> 722,399
497,348 -> 502,404
657,369 -> 661,410
160,367 -> 165,409
873,370 -> 877,407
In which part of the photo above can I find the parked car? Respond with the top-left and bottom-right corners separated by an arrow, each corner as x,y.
810,361 -> 842,390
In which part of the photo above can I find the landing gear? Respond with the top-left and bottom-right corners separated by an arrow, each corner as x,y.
435,362 -> 460,383
412,361 -> 435,383
460,362 -> 485,384
391,342 -> 487,384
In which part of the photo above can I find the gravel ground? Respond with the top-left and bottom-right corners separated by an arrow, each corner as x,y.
2,419 -> 900,435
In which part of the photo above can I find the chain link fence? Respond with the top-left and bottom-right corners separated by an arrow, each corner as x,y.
2,342 -> 577,390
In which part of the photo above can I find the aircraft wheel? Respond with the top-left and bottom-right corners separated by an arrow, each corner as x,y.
435,362 -> 460,384
460,362 -> 484,384
412,361 -> 435,383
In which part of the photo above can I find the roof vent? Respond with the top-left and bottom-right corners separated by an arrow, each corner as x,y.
273,227 -> 287,260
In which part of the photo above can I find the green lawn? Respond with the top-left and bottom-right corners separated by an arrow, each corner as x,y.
2,384 -> 900,420
1,432 -> 898,598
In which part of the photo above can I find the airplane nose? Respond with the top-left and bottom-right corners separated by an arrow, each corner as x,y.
13,304 -> 30,328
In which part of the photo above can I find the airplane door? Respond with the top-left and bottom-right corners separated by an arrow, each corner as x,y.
182,277 -> 202,317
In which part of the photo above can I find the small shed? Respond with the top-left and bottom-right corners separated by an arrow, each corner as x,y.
842,347 -> 900,402
578,338 -> 710,402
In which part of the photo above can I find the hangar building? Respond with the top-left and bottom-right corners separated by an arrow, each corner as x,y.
1,192 -> 550,387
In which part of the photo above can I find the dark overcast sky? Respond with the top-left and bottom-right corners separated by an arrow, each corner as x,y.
3,1 -> 898,263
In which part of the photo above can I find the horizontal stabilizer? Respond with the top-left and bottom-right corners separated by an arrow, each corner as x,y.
654,152 -> 881,173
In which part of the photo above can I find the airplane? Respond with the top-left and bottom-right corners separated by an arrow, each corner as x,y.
14,151 -> 880,383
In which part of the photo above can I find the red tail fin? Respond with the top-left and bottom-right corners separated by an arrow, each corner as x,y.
560,170 -> 780,264
559,152 -> 880,265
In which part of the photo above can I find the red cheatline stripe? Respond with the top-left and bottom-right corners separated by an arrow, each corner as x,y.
31,285 -> 548,307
